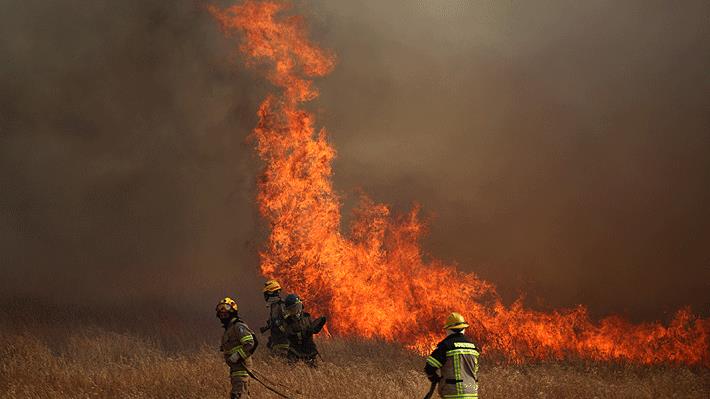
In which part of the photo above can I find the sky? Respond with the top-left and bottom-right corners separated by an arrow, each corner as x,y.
1,0 -> 708,321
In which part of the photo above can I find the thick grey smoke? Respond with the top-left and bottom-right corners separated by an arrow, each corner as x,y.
1,0 -> 708,320
310,0 -> 710,320
0,0 -> 266,310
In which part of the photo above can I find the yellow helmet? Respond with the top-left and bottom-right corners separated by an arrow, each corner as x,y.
216,297 -> 238,314
443,312 -> 469,330
263,279 -> 282,293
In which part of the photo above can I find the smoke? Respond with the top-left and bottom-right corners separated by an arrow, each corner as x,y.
1,0 -> 708,319
308,0 -> 710,320
0,0 -> 266,309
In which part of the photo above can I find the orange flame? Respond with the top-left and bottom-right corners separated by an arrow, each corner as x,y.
209,1 -> 709,365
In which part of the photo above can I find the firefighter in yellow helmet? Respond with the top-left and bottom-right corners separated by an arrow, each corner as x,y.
259,279 -> 290,356
424,312 -> 480,398
216,297 -> 258,399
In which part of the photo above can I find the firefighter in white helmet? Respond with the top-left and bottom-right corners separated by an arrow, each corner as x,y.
424,312 -> 480,398
216,297 -> 258,399
259,279 -> 290,356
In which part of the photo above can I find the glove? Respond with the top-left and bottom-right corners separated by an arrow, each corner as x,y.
428,373 -> 441,383
312,316 -> 327,333
227,352 -> 242,364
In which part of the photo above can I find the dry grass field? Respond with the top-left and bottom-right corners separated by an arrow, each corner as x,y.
1,301 -> 707,398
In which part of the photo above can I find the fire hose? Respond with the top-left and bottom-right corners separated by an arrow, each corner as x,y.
423,379 -> 438,399
243,365 -> 305,399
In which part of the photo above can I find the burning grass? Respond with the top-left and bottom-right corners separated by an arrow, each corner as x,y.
1,325 -> 707,399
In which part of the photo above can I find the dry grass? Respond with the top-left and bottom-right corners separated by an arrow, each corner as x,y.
0,300 -> 707,398
1,327 -> 708,399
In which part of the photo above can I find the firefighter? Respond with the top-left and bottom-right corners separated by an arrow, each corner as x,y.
424,312 -> 480,399
216,297 -> 258,399
259,279 -> 290,356
275,293 -> 327,367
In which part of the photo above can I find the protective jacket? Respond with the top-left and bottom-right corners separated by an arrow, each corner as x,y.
221,317 -> 257,392
278,312 -> 326,362
264,296 -> 289,354
424,332 -> 480,399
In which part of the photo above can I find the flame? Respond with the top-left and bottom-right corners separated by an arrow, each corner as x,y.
209,1 -> 709,365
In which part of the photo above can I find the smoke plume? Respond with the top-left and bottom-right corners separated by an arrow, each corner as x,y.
1,0 -> 708,321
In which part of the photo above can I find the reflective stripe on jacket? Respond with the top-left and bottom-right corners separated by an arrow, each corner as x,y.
424,333 -> 480,398
221,318 -> 256,373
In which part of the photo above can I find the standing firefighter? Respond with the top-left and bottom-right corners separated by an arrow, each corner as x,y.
216,297 -> 258,399
424,312 -> 480,399
259,279 -> 290,356
276,294 -> 327,367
